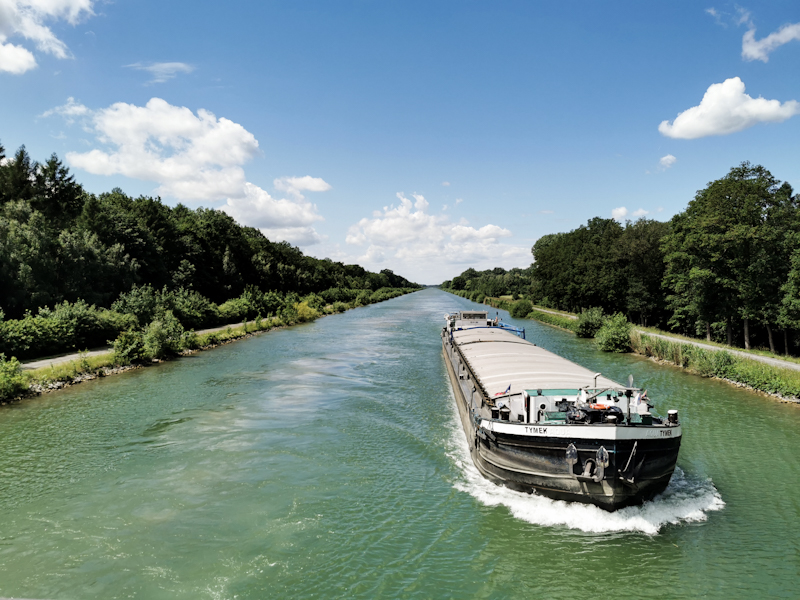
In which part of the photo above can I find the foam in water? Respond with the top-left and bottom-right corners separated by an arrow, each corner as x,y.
445,398 -> 724,535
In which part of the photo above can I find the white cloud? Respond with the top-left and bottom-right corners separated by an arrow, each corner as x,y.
742,22 -> 800,62
454,197 -> 463,205
658,77 -> 800,139
65,97 -> 260,201
539,209 -> 554,214
221,181 -> 326,246
0,41 -> 35,73
127,61 -> 195,83
0,0 -> 94,74
442,181 -> 450,186
344,192 -> 530,282
40,96 -> 89,122
659,154 -> 677,169
222,182 -> 323,228
274,175 -> 331,198
48,96 -> 327,246
613,206 -> 648,220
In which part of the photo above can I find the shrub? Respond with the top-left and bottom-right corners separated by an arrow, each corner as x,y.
142,310 -> 184,359
575,307 -> 605,338
301,293 -> 326,311
475,293 -> 486,303
510,299 -> 533,319
596,313 -> 632,353
181,329 -> 200,350
112,330 -> 145,365
295,301 -> 319,323
0,354 -> 28,400
218,297 -> 250,322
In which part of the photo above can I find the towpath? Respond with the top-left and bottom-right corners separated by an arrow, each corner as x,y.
529,306 -> 800,373
20,320 -> 258,371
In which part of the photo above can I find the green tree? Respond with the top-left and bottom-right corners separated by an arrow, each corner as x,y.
663,162 -> 794,348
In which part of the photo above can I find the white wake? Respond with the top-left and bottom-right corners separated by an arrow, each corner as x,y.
444,396 -> 724,535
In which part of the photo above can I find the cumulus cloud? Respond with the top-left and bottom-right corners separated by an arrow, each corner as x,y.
274,175 -> 331,198
127,61 -> 195,83
0,0 -> 94,74
45,96 -> 327,246
65,97 -> 260,201
221,181 -> 327,246
659,154 -> 677,169
0,41 -> 35,73
345,192 -> 530,281
611,207 -> 628,221
658,77 -> 800,139
612,206 -> 648,221
742,22 -> 800,62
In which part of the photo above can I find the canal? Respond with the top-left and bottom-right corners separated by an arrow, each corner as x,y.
1,288 -> 798,599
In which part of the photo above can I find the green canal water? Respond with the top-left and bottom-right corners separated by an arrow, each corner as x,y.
1,288 -> 799,599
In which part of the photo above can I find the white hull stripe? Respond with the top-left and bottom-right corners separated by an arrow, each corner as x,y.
483,419 -> 682,441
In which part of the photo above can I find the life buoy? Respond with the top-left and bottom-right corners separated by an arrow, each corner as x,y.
590,403 -> 610,410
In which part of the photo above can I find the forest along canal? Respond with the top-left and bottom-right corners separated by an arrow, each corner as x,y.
1,288 -> 798,599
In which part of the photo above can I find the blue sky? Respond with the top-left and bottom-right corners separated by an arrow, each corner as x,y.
2,1 -> 800,284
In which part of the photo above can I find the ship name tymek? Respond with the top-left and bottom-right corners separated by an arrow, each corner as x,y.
524,426 -> 548,435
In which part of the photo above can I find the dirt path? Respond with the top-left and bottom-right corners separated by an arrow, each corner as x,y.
529,306 -> 800,373
20,320 -> 258,371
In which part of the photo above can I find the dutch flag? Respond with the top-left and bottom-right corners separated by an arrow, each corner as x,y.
495,384 -> 511,396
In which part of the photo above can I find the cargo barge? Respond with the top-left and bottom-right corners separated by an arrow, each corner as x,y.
442,310 -> 682,511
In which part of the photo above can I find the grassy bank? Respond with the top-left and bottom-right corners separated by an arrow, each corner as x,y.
442,288 -> 800,402
631,331 -> 800,401
525,308 -> 577,332
0,291 -> 417,404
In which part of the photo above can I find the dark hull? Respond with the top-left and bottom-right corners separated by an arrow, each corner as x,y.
443,340 -> 681,511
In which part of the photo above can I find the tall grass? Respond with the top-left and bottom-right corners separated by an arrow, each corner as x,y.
526,308 -> 578,332
631,331 -> 800,399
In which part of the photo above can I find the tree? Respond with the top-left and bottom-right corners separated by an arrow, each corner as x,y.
531,218 -> 624,313
0,146 -> 37,204
662,162 -> 795,348
618,219 -> 670,327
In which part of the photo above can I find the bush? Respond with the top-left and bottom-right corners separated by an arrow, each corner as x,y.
218,297 -> 249,322
295,301 -> 319,323
596,313 -> 632,352
112,330 -> 145,364
576,307 -> 605,338
510,299 -> 533,319
475,293 -> 486,303
142,310 -> 184,359
0,354 -> 28,400
181,329 -> 200,350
